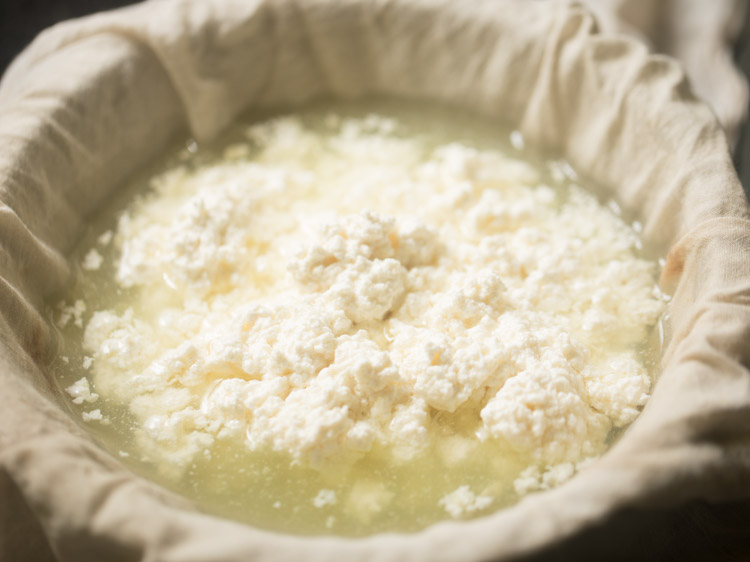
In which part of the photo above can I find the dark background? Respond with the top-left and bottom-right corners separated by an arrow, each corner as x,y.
0,0 -> 134,71
0,0 -> 135,69
1,2 -> 749,561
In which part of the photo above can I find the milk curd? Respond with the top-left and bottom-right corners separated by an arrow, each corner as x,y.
52,100 -> 667,536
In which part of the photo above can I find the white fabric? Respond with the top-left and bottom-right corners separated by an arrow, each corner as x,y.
579,0 -> 748,145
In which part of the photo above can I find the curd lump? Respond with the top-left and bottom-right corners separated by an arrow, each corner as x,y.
52,101 -> 667,536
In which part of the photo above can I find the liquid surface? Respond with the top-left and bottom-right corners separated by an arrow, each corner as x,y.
50,99 -> 667,536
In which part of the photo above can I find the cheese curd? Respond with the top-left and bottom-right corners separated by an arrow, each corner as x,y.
53,102 -> 666,535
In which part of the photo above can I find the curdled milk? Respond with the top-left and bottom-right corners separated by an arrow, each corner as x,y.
50,100 -> 667,536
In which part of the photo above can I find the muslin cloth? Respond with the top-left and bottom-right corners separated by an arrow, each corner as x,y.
579,0 -> 748,146
1,1 -> 749,560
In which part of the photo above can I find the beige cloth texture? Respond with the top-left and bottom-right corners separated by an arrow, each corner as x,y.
1,0 -> 750,560
578,0 -> 749,146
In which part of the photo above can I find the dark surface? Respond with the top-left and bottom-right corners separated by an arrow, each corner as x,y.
515,499 -> 750,562
0,2 -> 749,561
0,0 -> 137,74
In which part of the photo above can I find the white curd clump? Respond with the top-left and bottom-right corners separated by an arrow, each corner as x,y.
439,486 -> 493,518
54,103 -> 667,535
